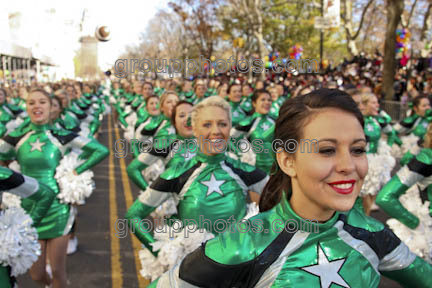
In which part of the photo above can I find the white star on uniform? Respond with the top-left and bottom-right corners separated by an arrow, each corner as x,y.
261,123 -> 270,131
301,244 -> 349,288
366,124 -> 374,132
29,138 -> 46,152
167,126 -> 176,135
201,173 -> 225,197
233,111 -> 240,118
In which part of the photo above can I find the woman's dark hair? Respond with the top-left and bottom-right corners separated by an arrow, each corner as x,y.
143,81 -> 154,89
145,94 -> 159,105
227,83 -> 241,94
412,95 -> 429,109
52,96 -> 63,111
171,100 -> 193,127
259,88 -> 364,212
250,89 -> 270,113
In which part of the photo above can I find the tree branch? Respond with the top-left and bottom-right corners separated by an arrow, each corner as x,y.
352,0 -> 376,40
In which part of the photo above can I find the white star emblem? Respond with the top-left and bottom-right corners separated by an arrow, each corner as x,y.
301,243 -> 349,288
245,102 -> 250,107
201,173 -> 225,197
233,111 -> 240,118
29,138 -> 46,152
366,124 -> 374,132
261,123 -> 270,131
422,121 -> 428,128
167,126 -> 176,135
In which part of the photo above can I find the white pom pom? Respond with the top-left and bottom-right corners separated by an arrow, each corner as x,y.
124,126 -> 135,142
150,197 -> 178,221
125,112 -> 137,127
400,135 -> 420,155
360,150 -> 395,197
0,207 -> 41,276
142,159 -> 165,183
139,223 -> 215,281
240,148 -> 256,166
55,153 -> 95,205
1,192 -> 21,209
386,185 -> 432,263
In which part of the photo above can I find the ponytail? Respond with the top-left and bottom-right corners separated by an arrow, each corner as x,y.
259,164 -> 291,212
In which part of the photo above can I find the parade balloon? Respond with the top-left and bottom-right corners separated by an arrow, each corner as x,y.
95,26 -> 111,42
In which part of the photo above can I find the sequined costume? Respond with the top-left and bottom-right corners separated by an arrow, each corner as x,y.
150,193 -> 432,287
0,123 -> 109,239
231,112 -> 276,174
0,167 -> 55,288
125,151 -> 268,254
377,148 -> 432,262
127,136 -> 197,191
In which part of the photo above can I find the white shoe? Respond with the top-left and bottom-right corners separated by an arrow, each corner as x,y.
46,263 -> 52,279
45,263 -> 52,287
67,237 -> 78,255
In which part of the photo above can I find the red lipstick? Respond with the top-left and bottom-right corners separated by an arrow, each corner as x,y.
328,180 -> 356,195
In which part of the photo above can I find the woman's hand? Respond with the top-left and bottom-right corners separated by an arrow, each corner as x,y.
73,170 -> 78,176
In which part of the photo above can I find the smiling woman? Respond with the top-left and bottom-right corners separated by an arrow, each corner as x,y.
0,89 -> 109,287
125,96 -> 268,280
149,89 -> 432,288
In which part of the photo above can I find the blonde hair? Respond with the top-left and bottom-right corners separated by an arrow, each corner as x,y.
424,123 -> 432,148
159,91 -> 178,108
191,96 -> 231,128
359,92 -> 376,105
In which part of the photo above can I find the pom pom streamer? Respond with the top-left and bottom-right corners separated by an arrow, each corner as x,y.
0,207 -> 41,276
360,140 -> 396,197
55,153 -> 95,205
386,185 -> 432,263
140,203 -> 259,281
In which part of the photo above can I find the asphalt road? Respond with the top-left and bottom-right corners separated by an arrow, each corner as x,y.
17,113 -> 404,288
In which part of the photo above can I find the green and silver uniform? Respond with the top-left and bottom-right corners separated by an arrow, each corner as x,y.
131,114 -> 166,157
151,193 -> 432,287
377,148 -> 432,229
127,135 -> 197,190
0,123 -> 109,239
240,94 -> 253,115
231,112 -> 276,174
0,167 -> 55,288
125,151 -> 268,254
229,101 -> 247,127
394,110 -> 432,139
364,115 -> 397,153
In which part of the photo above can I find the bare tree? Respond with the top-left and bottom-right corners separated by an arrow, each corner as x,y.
420,1 -> 432,41
341,0 -> 375,56
382,0 -> 404,100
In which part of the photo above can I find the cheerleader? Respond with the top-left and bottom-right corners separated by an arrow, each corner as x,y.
360,92 -> 396,215
227,83 -> 247,127
395,95 -> 432,159
230,89 -> 275,174
150,89 -> 432,288
128,95 -> 163,156
0,88 -> 27,133
128,101 -> 194,191
0,167 -> 55,288
0,89 -> 109,287
125,96 -> 268,280
239,83 -> 253,114
376,123 -> 432,262
187,81 -> 206,105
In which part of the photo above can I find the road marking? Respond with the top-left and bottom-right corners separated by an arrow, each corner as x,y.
108,113 -> 123,288
113,118 -> 150,287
